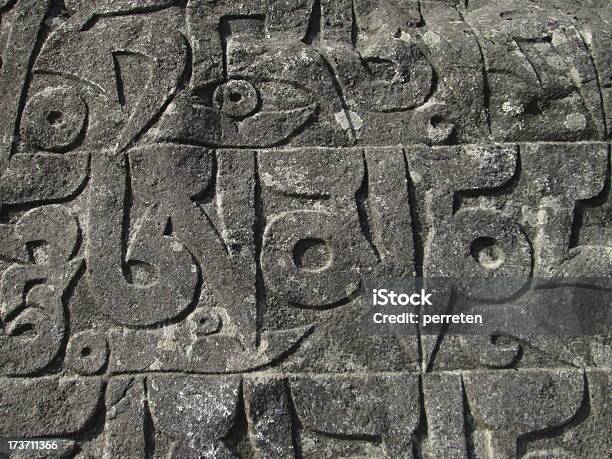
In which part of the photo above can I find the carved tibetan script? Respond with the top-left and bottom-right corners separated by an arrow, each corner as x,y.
0,0 -> 610,457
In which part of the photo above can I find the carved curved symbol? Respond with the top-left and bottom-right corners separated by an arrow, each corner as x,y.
34,14 -> 187,151
21,87 -> 88,152
324,38 -> 434,113
157,80 -> 317,148
262,210 -> 365,308
107,322 -> 312,374
65,330 -> 109,375
88,148 -> 202,327
0,205 -> 82,376
0,0 -> 86,206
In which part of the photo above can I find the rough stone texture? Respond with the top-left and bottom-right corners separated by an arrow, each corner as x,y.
0,0 -> 609,457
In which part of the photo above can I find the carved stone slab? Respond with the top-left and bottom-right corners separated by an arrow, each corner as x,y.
0,0 -> 609,457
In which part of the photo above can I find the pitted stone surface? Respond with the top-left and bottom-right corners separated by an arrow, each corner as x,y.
0,0 -> 609,457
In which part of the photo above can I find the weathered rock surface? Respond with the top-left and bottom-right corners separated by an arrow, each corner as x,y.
0,0 -> 609,457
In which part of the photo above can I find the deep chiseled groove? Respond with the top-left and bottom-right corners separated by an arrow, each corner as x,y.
403,149 -> 424,368
120,154 -> 134,281
412,376 -> 428,459
66,380 -> 109,453
350,0 -> 358,47
425,288 -> 457,373
143,377 -> 156,459
253,151 -> 267,347
461,377 -> 477,459
284,380 -> 305,459
454,5 -> 492,138
319,54 -> 358,141
302,0 -> 321,45
223,382 -> 252,457
356,151 -> 382,263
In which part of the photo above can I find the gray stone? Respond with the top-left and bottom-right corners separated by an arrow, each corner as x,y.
0,0 -> 609,456
147,375 -> 241,458
0,377 -> 102,437
104,377 -> 146,458
244,376 -> 295,458
423,373 -> 468,458
290,373 -> 421,458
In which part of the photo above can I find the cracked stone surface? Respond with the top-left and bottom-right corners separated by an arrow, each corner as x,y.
0,0 -> 610,457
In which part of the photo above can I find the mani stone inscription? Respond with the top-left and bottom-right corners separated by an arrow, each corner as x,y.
0,0 -> 610,457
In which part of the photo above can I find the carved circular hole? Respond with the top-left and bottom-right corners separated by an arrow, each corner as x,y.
213,80 -> 258,118
292,238 -> 332,272
430,115 -> 444,128
193,311 -> 222,335
229,91 -> 242,103
46,110 -> 64,126
22,87 -> 88,152
125,260 -> 158,286
470,237 -> 505,270
11,323 -> 35,338
500,10 -> 517,20
80,346 -> 92,357
524,100 -> 540,115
